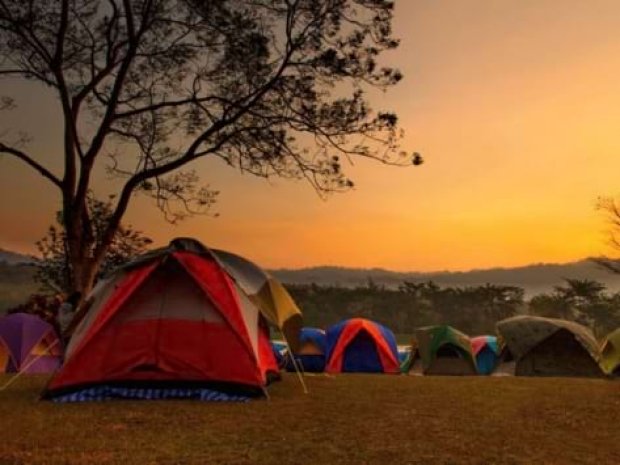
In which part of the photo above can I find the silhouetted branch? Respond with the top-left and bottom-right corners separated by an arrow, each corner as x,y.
0,142 -> 62,188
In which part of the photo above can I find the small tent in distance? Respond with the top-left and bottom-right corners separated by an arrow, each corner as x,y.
286,327 -> 327,373
471,336 -> 499,375
325,318 -> 400,374
601,328 -> 620,376
397,345 -> 412,366
0,313 -> 62,374
413,325 -> 477,376
400,342 -> 424,375
496,315 -> 603,378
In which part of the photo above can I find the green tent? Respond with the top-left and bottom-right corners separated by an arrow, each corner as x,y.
412,325 -> 477,375
601,328 -> 620,376
496,316 -> 603,377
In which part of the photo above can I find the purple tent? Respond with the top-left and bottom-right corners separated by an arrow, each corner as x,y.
0,313 -> 62,373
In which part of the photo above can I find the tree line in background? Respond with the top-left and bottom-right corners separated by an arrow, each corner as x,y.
9,272 -> 620,340
287,278 -> 620,339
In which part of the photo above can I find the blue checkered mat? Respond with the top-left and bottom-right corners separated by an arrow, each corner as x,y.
51,386 -> 250,403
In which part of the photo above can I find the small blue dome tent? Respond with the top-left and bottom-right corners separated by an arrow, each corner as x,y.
286,327 -> 326,373
325,318 -> 400,374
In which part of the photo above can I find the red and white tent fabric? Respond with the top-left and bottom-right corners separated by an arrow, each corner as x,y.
44,239 -> 281,399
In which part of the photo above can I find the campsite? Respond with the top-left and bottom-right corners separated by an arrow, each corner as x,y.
1,239 -> 619,464
1,0 -> 620,464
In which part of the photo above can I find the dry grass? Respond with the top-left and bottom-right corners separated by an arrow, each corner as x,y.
0,374 -> 619,465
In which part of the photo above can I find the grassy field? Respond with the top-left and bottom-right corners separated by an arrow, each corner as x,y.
0,374 -> 618,465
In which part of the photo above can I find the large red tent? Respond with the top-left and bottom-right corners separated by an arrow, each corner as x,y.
44,239 -> 283,401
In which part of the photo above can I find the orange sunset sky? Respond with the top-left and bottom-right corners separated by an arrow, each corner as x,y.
1,0 -> 619,271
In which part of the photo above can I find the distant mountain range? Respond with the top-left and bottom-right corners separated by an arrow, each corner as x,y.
0,248 -> 37,265
1,247 -> 619,299
270,259 -> 620,297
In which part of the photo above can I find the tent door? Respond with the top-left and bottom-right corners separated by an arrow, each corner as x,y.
342,330 -> 382,373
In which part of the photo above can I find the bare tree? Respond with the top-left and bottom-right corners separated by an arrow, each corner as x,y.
0,0 -> 418,297
594,197 -> 620,273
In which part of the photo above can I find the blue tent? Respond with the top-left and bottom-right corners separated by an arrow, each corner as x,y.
325,318 -> 400,373
286,327 -> 327,373
472,335 -> 499,375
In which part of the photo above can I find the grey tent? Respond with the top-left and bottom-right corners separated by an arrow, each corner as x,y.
496,315 -> 603,377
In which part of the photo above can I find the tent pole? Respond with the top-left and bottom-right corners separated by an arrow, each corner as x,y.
0,338 -> 61,392
282,334 -> 308,394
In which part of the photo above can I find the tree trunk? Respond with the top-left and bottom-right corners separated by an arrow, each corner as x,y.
70,256 -> 99,300
65,204 -> 99,301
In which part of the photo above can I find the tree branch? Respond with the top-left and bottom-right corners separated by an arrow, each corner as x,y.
0,142 -> 62,188
81,0 -> 151,163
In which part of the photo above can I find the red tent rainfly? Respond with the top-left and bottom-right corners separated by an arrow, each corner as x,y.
43,239 -> 280,400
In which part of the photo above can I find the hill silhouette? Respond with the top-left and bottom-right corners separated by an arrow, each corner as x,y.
0,248 -> 37,265
270,259 -> 620,298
